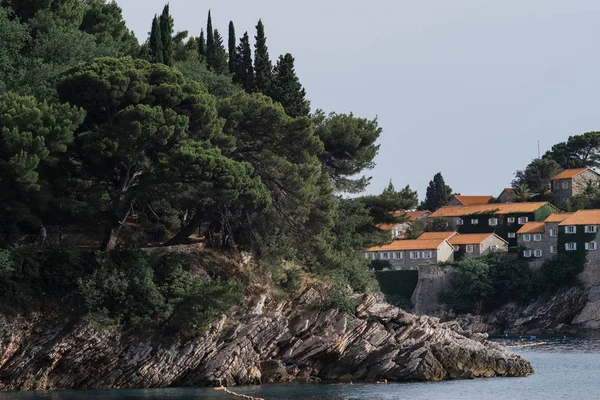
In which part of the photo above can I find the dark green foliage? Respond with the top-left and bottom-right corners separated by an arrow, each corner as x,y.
270,53 -> 310,117
253,19 -> 272,93
159,4 -> 174,66
208,29 -> 228,74
314,111 -> 381,193
198,29 -> 206,60
228,21 -> 235,73
444,253 -> 542,314
375,270 -> 418,308
419,172 -> 453,211
512,158 -> 562,195
149,15 -> 163,63
0,7 -> 30,91
544,132 -> 600,169
370,259 -> 392,271
233,32 -> 254,92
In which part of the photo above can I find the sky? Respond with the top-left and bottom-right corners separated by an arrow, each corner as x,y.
116,0 -> 600,200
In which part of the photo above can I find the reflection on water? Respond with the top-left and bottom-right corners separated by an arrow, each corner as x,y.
1,335 -> 600,400
491,333 -> 600,353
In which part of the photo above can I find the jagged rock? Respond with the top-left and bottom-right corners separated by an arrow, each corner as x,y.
0,292 -> 532,391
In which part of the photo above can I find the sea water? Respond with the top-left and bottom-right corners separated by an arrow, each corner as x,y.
2,335 -> 599,400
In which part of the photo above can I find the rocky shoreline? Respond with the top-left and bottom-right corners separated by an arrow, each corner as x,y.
0,289 -> 532,391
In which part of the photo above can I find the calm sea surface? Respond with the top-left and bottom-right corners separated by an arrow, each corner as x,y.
2,335 -> 600,400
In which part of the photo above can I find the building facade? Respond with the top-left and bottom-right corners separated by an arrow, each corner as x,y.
365,238 -> 454,270
449,233 -> 508,260
551,168 -> 600,202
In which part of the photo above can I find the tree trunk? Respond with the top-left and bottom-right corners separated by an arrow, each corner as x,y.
163,207 -> 205,246
101,203 -> 132,251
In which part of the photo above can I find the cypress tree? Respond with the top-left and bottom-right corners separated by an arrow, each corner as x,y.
149,15 -> 163,64
418,172 -> 453,212
270,53 -> 310,117
234,32 -> 254,92
228,21 -> 236,73
159,4 -> 174,66
206,10 -> 214,66
254,19 -> 272,93
198,29 -> 206,61
210,29 -> 229,74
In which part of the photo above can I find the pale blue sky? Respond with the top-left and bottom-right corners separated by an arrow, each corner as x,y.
116,0 -> 600,200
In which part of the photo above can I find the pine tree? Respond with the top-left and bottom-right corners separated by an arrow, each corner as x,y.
159,4 -> 174,66
270,53 -> 310,117
228,21 -> 236,73
206,10 -> 214,66
234,32 -> 254,92
198,29 -> 206,61
254,19 -> 272,93
209,29 -> 229,74
149,15 -> 163,64
418,172 -> 453,212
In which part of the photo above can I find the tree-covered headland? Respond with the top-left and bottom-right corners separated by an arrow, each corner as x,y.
0,2 -> 419,328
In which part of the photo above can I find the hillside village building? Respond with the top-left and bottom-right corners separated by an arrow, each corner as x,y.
427,202 -> 558,249
447,195 -> 495,206
449,233 -> 508,260
497,188 -> 516,203
379,210 -> 430,239
551,168 -> 600,202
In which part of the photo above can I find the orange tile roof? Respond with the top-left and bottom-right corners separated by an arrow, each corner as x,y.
453,195 -> 495,205
544,213 -> 575,223
517,222 -> 545,234
417,232 -> 457,240
552,168 -> 588,180
378,222 -> 403,231
559,210 -> 600,226
366,238 -> 447,252
428,202 -> 553,218
449,233 -> 503,245
399,210 -> 430,222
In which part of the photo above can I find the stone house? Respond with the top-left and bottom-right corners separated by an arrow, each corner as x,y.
516,212 -> 574,267
427,202 -> 558,250
449,233 -> 508,260
379,210 -> 431,239
497,188 -> 516,203
551,168 -> 600,202
446,195 -> 495,206
364,238 -> 454,270
557,210 -> 600,285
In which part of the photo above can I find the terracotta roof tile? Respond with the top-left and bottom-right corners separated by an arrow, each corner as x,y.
559,210 -> 600,226
517,222 -> 545,234
399,210 -> 430,222
428,202 -> 553,218
544,213 -> 575,223
366,239 -> 447,252
417,232 -> 457,240
552,168 -> 588,180
453,195 -> 495,205
449,233 -> 502,245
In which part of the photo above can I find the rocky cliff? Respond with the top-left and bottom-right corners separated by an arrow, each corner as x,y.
0,289 -> 532,391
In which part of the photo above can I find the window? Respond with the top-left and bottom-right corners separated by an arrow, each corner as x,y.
562,181 -> 569,189
422,251 -> 433,259
382,252 -> 389,259
550,245 -> 557,254
565,226 -> 576,234
523,234 -> 531,242
394,252 -> 403,259
364,253 -> 369,259
370,253 -> 376,260
518,217 -> 528,224
533,234 -> 542,242
586,242 -> 597,251
508,232 -> 516,238
554,182 -> 560,189
507,217 -> 515,223
410,251 -> 420,259
565,242 -> 577,251
466,245 -> 474,253
471,219 -> 479,225
534,249 -> 543,258
489,218 -> 498,226
454,245 -> 460,252
490,245 -> 499,251
523,250 -> 532,258
592,182 -> 600,188
457,218 -> 464,226
550,229 -> 558,237
585,225 -> 597,233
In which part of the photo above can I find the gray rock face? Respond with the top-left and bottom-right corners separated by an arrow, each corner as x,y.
0,290 -> 532,391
